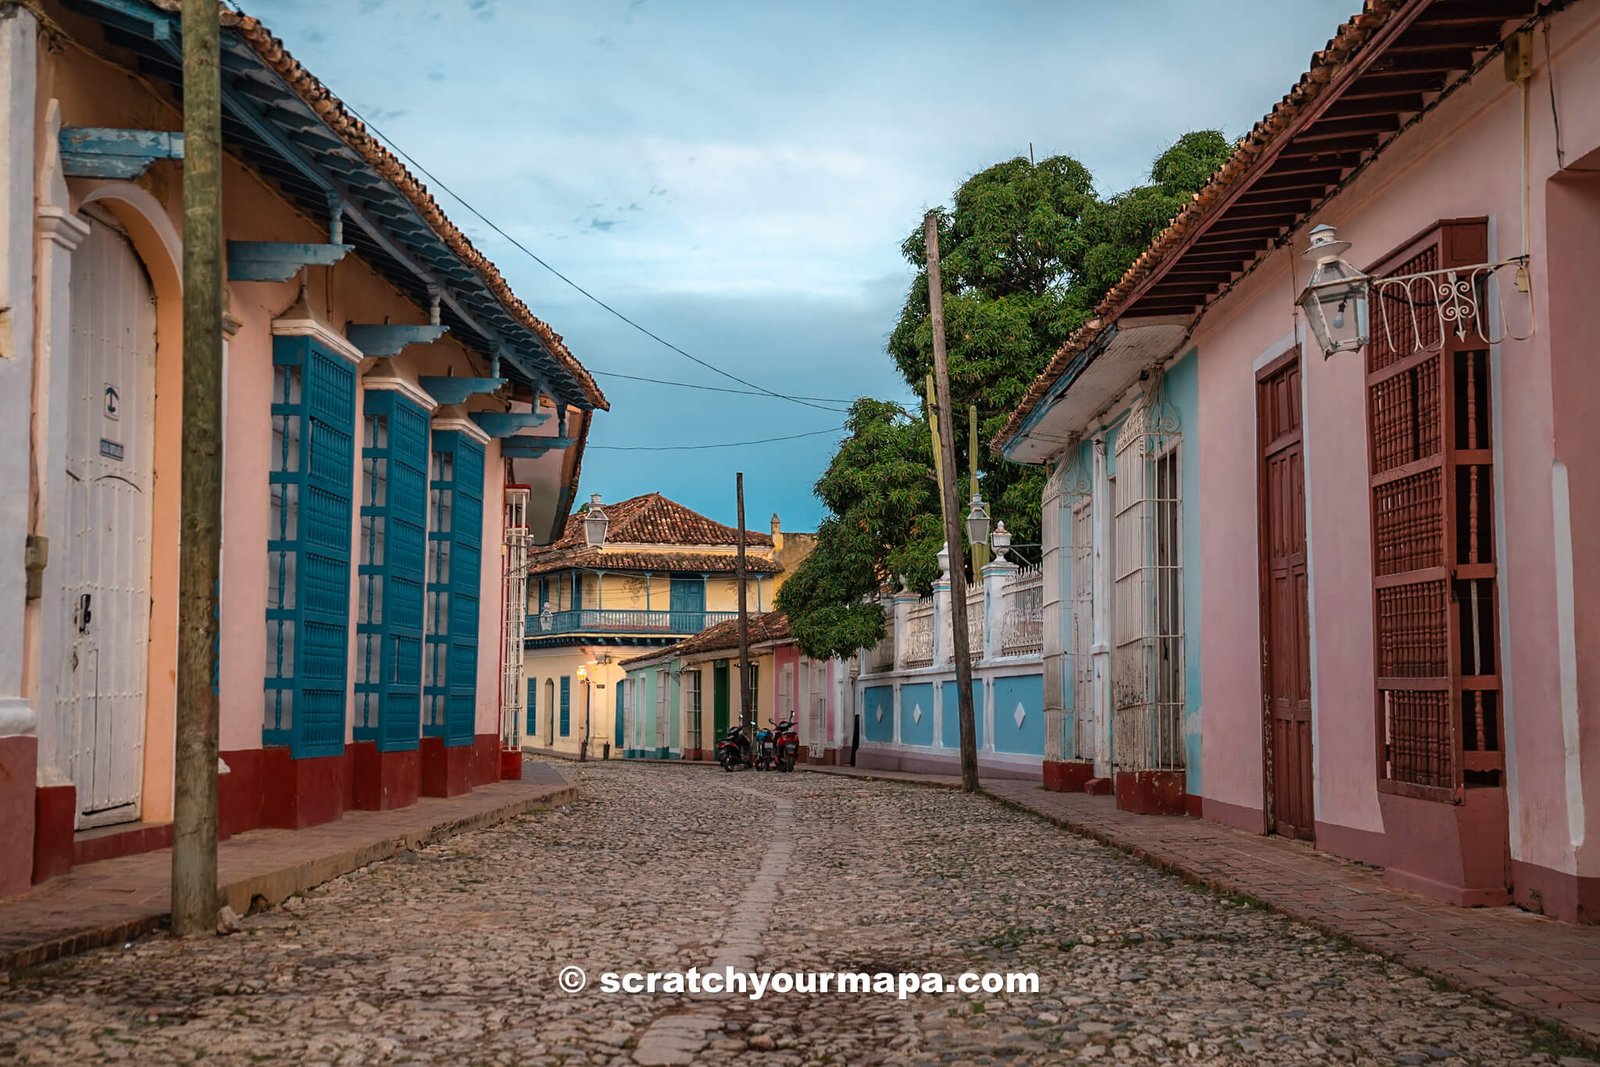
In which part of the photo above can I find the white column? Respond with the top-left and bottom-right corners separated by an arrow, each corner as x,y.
0,9 -> 39,745
1040,459 -> 1065,762
891,589 -> 915,672
982,558 -> 1016,661
1091,436 -> 1113,777
932,577 -> 951,665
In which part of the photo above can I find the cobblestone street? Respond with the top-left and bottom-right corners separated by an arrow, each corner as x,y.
0,763 -> 1590,1065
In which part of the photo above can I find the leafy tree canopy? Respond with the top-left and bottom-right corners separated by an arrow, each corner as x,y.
781,131 -> 1233,660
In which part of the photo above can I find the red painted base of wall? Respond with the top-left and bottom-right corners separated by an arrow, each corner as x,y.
472,734 -> 500,787
1114,770 -> 1187,816
1314,818 -> 1389,869
1185,794 -> 1203,819
350,743 -> 422,811
1,735 -> 38,896
218,748 -> 265,840
500,749 -> 523,780
1202,795 -> 1267,834
1377,787 -> 1510,907
1512,859 -> 1600,923
818,748 -> 844,766
421,737 -> 473,798
1042,759 -> 1094,793
32,783 -> 74,886
73,822 -> 172,866
260,747 -> 349,830
1084,776 -> 1113,796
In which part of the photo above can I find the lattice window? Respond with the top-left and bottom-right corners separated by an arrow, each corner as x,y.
424,430 -> 484,747
1070,498 -> 1096,762
1111,395 -> 1185,771
1369,220 -> 1502,797
559,675 -> 571,736
685,669 -> 703,752
264,336 -> 354,758
655,673 -> 668,750
502,487 -> 530,749
355,390 -> 428,753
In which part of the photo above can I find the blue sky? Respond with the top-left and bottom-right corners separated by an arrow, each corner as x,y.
251,0 -> 1357,531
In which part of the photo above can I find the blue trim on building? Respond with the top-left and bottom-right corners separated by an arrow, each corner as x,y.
899,682 -> 935,748
424,430 -> 484,747
863,686 -> 894,744
992,673 -> 1046,756
939,680 -> 984,750
559,676 -> 572,736
1165,348 -> 1204,795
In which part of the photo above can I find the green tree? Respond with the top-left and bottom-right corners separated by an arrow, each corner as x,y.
777,398 -> 941,660
783,132 -> 1233,658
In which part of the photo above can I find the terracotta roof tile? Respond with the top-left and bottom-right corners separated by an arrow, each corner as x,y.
543,493 -> 774,552
623,612 -> 791,667
527,549 -> 781,578
995,0 -> 1413,449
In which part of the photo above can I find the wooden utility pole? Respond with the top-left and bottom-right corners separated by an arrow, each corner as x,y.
924,373 -> 945,515
925,212 -> 979,793
172,0 -> 223,937
735,473 -> 752,741
969,404 -> 989,573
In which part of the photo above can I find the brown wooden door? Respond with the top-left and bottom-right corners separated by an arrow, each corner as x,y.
1259,352 -> 1314,840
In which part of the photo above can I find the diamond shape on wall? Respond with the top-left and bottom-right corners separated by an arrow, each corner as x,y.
912,703 -> 923,725
874,703 -> 884,723
1014,703 -> 1027,729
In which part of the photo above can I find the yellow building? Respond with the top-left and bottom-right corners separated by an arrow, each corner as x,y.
521,493 -> 803,758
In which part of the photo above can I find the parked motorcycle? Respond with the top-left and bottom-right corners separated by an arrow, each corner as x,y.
772,717 -> 799,773
715,725 -> 751,771
753,723 -> 775,771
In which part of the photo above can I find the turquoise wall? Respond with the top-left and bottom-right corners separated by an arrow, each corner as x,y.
863,685 -> 894,743
939,680 -> 984,750
899,682 -> 935,747
1166,348 -> 1204,795
992,673 -> 1045,755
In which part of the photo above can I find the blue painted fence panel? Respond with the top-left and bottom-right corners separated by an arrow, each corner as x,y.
940,680 -> 985,751
898,682 -> 935,748
862,685 -> 894,744
992,673 -> 1046,756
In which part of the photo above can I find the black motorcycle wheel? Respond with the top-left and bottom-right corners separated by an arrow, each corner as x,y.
778,747 -> 796,773
719,751 -> 738,772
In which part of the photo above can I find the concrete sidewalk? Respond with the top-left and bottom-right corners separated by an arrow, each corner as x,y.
801,763 -> 1600,1052
0,761 -> 576,973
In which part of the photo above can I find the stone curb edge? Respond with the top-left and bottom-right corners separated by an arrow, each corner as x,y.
1,783 -> 579,975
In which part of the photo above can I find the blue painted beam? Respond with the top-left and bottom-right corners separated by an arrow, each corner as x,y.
227,241 -> 352,282
85,0 -> 174,41
346,323 -> 448,358
501,436 -> 575,459
470,411 -> 551,437
60,127 -> 183,179
419,376 -> 505,405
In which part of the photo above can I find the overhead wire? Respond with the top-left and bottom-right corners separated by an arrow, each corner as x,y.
588,426 -> 847,451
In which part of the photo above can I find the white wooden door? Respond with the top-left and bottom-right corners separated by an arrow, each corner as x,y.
58,214 -> 156,827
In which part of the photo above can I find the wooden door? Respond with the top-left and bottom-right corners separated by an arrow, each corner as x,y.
61,216 -> 156,827
713,661 -> 730,737
1258,351 -> 1314,840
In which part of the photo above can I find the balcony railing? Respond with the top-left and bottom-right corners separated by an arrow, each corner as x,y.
527,608 -> 738,637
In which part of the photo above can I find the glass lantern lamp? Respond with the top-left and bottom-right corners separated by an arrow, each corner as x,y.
582,493 -> 609,549
1296,223 -> 1370,358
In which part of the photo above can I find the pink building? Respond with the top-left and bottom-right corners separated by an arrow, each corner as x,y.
1001,0 -> 1600,918
0,1 -> 604,897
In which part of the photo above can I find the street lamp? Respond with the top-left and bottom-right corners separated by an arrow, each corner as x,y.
1296,224 -> 1370,359
576,663 -> 591,762
583,493 -> 609,549
965,494 -> 991,552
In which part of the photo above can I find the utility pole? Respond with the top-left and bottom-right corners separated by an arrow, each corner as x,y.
925,212 -> 979,793
969,404 -> 989,573
735,473 -> 752,747
172,0 -> 223,937
924,373 -> 945,516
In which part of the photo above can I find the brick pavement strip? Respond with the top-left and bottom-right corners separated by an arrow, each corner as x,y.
0,762 -> 1593,1065
804,763 -> 1600,1055
0,766 -> 577,974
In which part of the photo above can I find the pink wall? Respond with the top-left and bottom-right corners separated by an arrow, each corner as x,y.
1192,3 -> 1600,876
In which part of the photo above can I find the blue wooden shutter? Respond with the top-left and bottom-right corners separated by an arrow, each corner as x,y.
526,676 -> 538,736
425,430 -> 485,747
614,683 -> 625,747
264,335 -> 354,759
355,389 -> 427,752
559,676 -> 571,736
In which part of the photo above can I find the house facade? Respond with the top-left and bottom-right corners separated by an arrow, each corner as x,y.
1000,0 -> 1600,918
619,612 -> 847,762
0,0 -> 603,898
522,495 -> 800,758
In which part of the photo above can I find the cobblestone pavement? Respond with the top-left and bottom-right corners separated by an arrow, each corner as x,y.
0,763 -> 1592,1066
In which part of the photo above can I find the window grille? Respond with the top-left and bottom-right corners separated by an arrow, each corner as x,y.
424,430 -> 483,747
1367,221 -> 1502,797
1111,393 -> 1185,771
502,486 -> 531,750
264,336 -> 354,758
1070,497 -> 1096,762
685,669 -> 703,752
655,674 -> 669,750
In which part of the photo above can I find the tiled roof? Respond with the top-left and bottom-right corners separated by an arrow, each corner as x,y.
142,0 -> 606,411
543,493 -> 774,552
527,549 -> 782,578
623,612 -> 791,667
997,0 -> 1535,449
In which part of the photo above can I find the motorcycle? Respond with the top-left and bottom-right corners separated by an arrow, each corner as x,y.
772,717 -> 799,773
715,725 -> 751,771
753,723 -> 775,771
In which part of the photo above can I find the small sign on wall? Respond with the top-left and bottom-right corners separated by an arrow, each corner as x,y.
104,383 -> 120,421
99,438 -> 124,461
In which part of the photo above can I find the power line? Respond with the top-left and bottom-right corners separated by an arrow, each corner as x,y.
589,367 -> 854,406
343,105 -> 847,415
589,426 -> 846,451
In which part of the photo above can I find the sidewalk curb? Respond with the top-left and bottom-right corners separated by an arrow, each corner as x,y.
2,781 -> 577,975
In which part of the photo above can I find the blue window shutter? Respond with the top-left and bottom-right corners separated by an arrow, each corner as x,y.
526,676 -> 537,736
264,335 -> 354,759
559,676 -> 571,736
614,683 -> 625,747
424,430 -> 485,748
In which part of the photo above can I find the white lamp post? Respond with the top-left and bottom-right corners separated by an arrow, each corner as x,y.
583,493 -> 609,549
990,521 -> 1012,562
1296,224 -> 1370,359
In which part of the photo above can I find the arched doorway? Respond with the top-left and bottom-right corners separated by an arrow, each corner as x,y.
58,209 -> 157,827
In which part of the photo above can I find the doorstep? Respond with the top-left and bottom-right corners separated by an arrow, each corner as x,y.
0,761 -> 576,973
